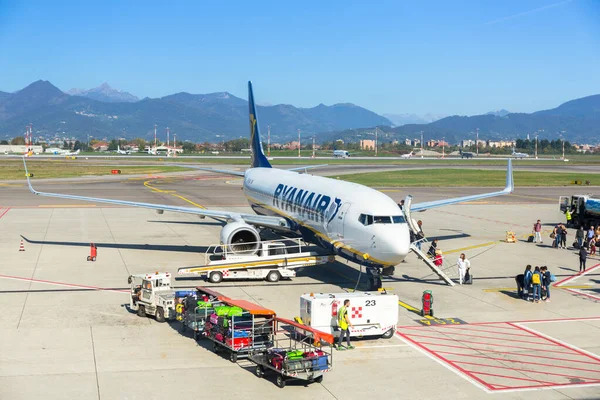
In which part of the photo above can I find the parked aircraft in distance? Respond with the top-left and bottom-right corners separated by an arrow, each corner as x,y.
116,145 -> 131,155
400,152 -> 413,159
45,148 -> 80,156
459,149 -> 475,159
511,148 -> 529,159
23,82 -> 513,287
333,150 -> 349,158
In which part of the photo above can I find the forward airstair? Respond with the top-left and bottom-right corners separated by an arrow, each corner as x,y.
402,195 -> 456,287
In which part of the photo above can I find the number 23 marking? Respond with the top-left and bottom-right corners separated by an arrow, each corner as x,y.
365,300 -> 376,306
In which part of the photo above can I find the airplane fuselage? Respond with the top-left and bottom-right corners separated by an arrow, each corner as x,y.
243,168 -> 410,267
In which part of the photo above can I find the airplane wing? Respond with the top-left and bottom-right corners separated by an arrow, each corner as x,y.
21,158 -> 290,230
410,159 -> 513,212
166,163 -> 328,177
287,164 -> 328,173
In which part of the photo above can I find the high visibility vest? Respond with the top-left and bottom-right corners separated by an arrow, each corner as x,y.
338,305 -> 348,330
566,210 -> 572,221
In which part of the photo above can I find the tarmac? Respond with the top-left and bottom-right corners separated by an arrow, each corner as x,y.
1,163 -> 599,400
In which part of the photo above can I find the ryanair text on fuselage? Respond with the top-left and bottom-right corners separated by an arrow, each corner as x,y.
272,183 -> 342,224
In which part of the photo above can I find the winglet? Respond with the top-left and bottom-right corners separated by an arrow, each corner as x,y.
505,159 -> 514,193
22,157 -> 38,195
248,81 -> 272,169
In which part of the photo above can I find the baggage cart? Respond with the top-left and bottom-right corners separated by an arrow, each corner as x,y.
204,298 -> 276,363
178,287 -> 227,340
248,317 -> 334,388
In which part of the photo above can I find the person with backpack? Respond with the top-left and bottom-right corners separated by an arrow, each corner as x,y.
552,225 -> 560,249
579,245 -> 588,272
515,274 -> 525,298
531,266 -> 543,303
523,265 -> 533,300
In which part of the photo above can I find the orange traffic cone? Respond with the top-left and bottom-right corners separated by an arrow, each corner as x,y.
19,239 -> 25,251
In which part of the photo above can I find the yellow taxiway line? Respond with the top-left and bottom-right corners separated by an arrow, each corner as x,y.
443,241 -> 498,255
143,179 -> 207,210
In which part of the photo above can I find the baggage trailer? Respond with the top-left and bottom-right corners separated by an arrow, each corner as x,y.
179,287 -> 227,340
204,298 -> 276,363
300,291 -> 399,339
248,317 -> 334,388
177,239 -> 334,283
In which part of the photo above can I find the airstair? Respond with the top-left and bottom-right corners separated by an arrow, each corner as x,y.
402,195 -> 456,287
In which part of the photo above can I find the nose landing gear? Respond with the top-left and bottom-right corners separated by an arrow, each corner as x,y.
366,267 -> 383,291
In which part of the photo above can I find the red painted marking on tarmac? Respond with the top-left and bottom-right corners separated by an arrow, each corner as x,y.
417,340 -> 594,359
0,273 -> 128,294
457,360 -> 600,381
0,207 -> 11,219
435,325 -> 533,338
400,331 -> 559,348
436,350 -> 600,370
396,316 -> 600,329
509,322 -> 600,363
563,288 -> 600,301
395,330 -> 494,391
554,263 -> 600,287
466,370 -> 559,386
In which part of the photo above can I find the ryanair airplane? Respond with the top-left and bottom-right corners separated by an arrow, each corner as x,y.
23,82 -> 513,274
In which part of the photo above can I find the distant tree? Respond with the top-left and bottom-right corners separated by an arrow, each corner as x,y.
182,142 -> 196,153
108,139 -> 118,151
11,136 -> 25,145
0,140 -> 8,145
131,138 -> 147,151
73,140 -> 82,151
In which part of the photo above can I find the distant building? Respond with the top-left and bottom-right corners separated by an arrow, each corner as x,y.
461,139 -> 475,147
404,138 -> 411,146
91,141 -> 108,152
487,140 -> 515,148
360,139 -> 375,150
413,138 -> 420,146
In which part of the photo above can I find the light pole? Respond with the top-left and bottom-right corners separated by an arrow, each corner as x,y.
154,124 -> 157,150
312,135 -> 315,158
297,129 -> 301,157
476,128 -> 479,156
375,127 -> 378,157
442,136 -> 445,158
561,131 -> 566,160
420,131 -> 423,158
535,133 -> 538,159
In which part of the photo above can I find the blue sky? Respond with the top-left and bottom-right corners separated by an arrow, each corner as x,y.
0,0 -> 598,115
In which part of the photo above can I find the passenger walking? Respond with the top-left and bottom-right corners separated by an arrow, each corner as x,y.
427,239 -> 439,258
336,299 -> 354,350
457,253 -> 471,285
590,237 -> 596,256
398,200 -> 405,210
588,226 -> 595,244
523,265 -> 533,300
531,266 -> 542,303
533,219 -> 543,244
541,266 -> 552,302
515,273 -> 525,298
414,220 -> 425,250
579,245 -> 588,272
575,227 -> 584,249
560,224 -> 568,249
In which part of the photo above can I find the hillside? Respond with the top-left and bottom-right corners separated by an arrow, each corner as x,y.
0,81 -> 392,142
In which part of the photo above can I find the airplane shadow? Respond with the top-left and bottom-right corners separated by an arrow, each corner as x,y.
430,233 -> 471,241
20,235 -> 210,253
147,220 -> 226,227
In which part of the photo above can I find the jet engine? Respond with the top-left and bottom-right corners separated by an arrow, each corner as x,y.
220,222 -> 261,255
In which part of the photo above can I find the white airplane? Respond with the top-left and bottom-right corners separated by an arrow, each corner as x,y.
511,147 -> 529,159
23,82 -> 513,282
400,152 -> 413,159
333,150 -> 349,158
116,145 -> 131,155
45,148 -> 80,156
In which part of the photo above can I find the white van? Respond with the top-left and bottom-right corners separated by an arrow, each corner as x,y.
300,291 -> 398,339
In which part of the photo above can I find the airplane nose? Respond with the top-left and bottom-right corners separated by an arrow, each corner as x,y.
377,224 -> 411,265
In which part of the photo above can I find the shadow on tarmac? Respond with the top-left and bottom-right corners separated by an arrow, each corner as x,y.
20,235 -> 210,253
147,219 -> 226,227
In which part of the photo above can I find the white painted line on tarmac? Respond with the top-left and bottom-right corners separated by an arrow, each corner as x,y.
555,263 -> 600,287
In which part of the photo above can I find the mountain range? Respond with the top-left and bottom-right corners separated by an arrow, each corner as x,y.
0,81 -> 391,142
0,80 -> 599,144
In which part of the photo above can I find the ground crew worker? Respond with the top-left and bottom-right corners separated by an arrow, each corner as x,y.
336,299 -> 354,350
565,208 -> 572,227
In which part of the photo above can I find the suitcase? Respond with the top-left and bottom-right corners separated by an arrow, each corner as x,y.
527,235 -> 534,243
214,333 -> 224,342
285,359 -> 304,372
209,313 -> 218,325
312,355 -> 328,371
270,354 -> 283,370
464,269 -> 473,284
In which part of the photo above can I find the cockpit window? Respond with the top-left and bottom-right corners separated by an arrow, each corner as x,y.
358,214 -> 373,226
374,216 -> 392,224
392,216 -> 406,224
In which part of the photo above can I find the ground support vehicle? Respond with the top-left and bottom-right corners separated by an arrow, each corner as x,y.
559,194 -> 600,228
179,287 -> 226,340
300,291 -> 398,339
177,239 -> 334,283
128,272 -> 178,322
248,317 -> 334,388
204,298 -> 276,363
